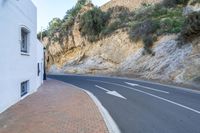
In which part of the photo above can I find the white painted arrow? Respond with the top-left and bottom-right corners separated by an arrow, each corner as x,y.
95,85 -> 127,100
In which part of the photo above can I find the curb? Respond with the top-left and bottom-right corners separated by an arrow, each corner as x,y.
83,90 -> 121,133
49,79 -> 121,133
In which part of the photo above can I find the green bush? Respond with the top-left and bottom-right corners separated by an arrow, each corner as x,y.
101,20 -> 122,36
158,17 -> 184,34
80,7 -> 108,42
99,6 -> 131,36
189,0 -> 200,5
37,30 -> 48,40
48,18 -> 62,37
63,0 -> 88,22
107,6 -> 131,22
127,0 -> 189,54
38,0 -> 88,43
142,35 -> 155,55
129,19 -> 160,41
178,11 -> 200,46
161,0 -> 190,7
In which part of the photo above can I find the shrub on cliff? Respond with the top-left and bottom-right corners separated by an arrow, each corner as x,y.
63,0 -> 89,22
189,0 -> 200,5
178,11 -> 200,46
129,19 -> 159,55
80,7 -> 109,42
161,0 -> 190,7
37,30 -> 48,40
37,0 -> 88,42
101,6 -> 131,36
128,1 -> 187,55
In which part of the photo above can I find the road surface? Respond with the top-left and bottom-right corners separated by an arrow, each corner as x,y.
48,74 -> 200,133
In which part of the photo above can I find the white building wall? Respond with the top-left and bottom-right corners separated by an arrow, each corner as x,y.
36,40 -> 44,88
0,0 -> 43,113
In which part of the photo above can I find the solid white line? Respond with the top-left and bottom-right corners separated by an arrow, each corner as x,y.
84,90 -> 121,133
96,85 -> 110,92
88,79 -> 200,114
58,81 -> 121,133
125,82 -> 169,94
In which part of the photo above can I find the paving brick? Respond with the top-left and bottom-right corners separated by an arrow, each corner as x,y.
0,80 -> 108,133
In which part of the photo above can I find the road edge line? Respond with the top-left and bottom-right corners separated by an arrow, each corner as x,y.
83,90 -> 121,133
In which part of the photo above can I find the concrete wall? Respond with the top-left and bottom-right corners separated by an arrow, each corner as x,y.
0,0 -> 43,113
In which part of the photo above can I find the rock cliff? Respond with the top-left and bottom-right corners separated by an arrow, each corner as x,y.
101,0 -> 161,11
43,0 -> 200,88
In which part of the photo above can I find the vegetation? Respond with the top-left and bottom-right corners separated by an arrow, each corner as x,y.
37,0 -> 89,42
39,0 -> 197,55
178,11 -> 200,46
160,0 -> 190,7
78,0 -> 189,54
128,1 -> 186,54
80,7 -> 109,42
188,0 -> 200,5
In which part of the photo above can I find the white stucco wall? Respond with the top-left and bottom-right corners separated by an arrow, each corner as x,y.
36,40 -> 44,88
0,0 -> 43,113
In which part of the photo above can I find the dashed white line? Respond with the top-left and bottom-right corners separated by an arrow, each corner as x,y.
125,82 -> 169,94
88,79 -> 200,114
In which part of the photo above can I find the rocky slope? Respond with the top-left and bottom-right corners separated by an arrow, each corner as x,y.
44,0 -> 200,88
101,0 -> 161,11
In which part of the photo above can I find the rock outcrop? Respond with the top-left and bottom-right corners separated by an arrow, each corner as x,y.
44,0 -> 200,88
101,0 -> 161,11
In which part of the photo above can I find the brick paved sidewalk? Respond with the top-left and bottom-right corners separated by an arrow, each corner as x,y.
0,80 -> 108,133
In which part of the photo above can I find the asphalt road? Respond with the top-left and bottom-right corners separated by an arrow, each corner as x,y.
48,74 -> 200,133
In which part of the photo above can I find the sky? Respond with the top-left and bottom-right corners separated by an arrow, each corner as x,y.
31,0 -> 110,32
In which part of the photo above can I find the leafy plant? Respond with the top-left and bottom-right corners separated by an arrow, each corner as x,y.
178,11 -> 200,46
189,0 -> 200,5
142,35 -> 155,55
161,0 -> 190,7
37,30 -> 48,40
80,7 -> 108,42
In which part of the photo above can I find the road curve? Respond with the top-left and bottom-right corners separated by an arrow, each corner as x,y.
48,74 -> 200,133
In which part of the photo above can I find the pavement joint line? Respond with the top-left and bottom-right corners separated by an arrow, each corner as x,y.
88,79 -> 200,114
57,81 -> 121,133
125,82 -> 170,94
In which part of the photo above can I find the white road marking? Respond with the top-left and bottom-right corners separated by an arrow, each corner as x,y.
95,85 -> 127,100
96,85 -> 110,92
125,82 -> 169,94
73,87 -> 121,133
89,80 -> 200,114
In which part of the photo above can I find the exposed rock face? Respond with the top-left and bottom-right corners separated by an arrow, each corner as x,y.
183,0 -> 200,15
101,0 -> 161,11
45,1 -> 200,88
48,29 -> 142,74
118,36 -> 192,81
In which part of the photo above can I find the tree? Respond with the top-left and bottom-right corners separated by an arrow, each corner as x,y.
48,18 -> 62,37
80,7 -> 108,39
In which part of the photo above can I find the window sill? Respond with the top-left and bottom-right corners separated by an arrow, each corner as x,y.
21,52 -> 30,56
20,92 -> 29,100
